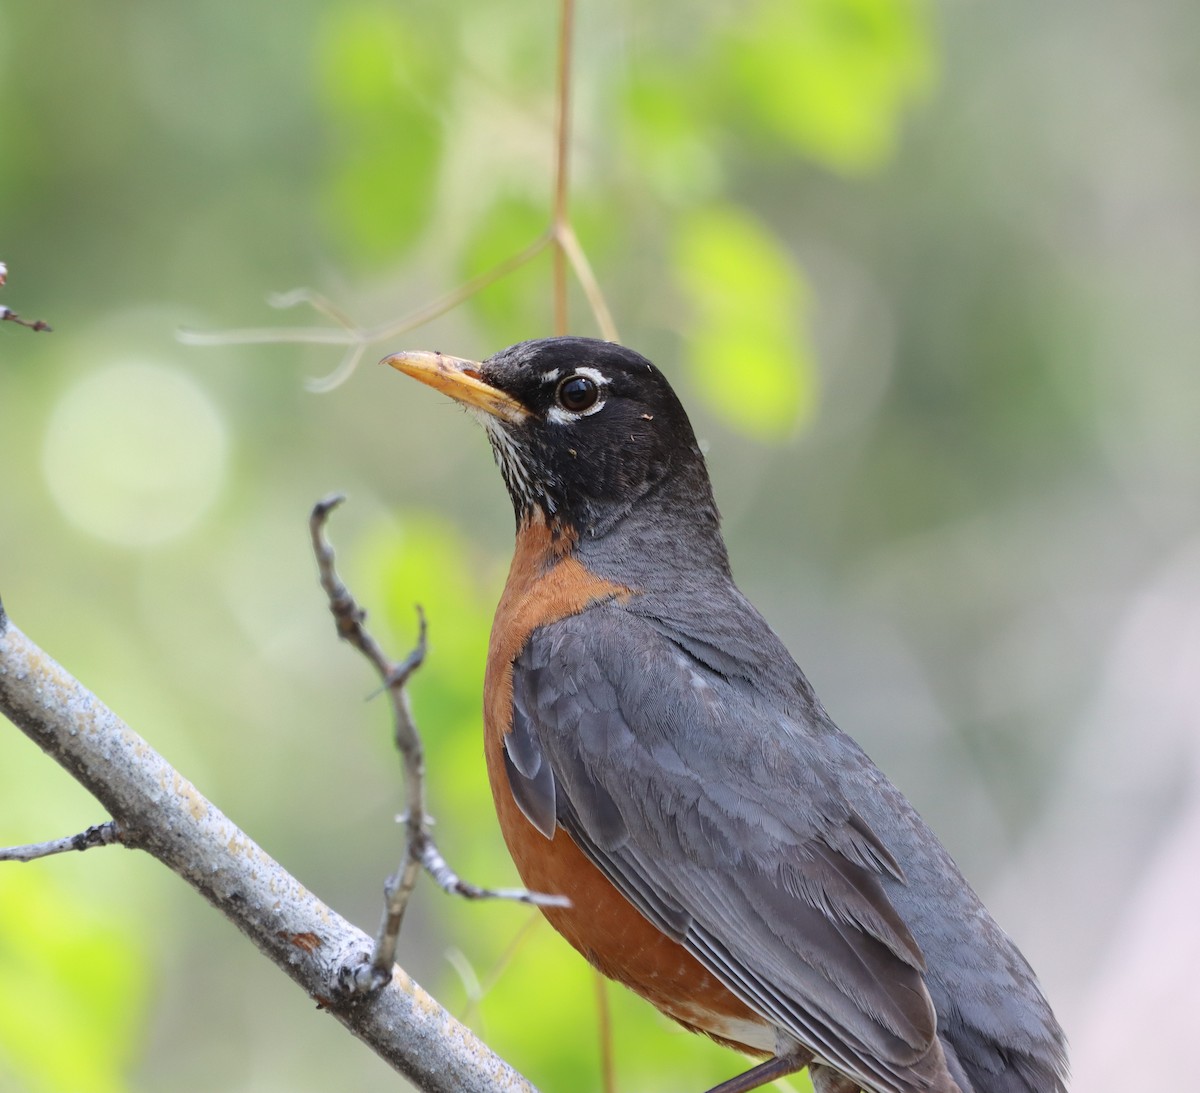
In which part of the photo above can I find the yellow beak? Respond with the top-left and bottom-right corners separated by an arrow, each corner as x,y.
382,350 -> 529,424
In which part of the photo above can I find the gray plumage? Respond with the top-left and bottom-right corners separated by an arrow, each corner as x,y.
506,596 -> 1066,1093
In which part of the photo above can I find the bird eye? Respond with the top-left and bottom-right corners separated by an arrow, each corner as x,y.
556,374 -> 600,413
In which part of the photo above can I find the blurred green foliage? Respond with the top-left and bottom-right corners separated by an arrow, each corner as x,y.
460,193 -> 553,347
317,5 -> 447,265
719,0 -> 932,169
6,0 -> 1195,1090
0,869 -> 147,1093
675,204 -> 815,436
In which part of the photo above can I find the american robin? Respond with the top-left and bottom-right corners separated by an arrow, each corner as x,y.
384,337 -> 1068,1093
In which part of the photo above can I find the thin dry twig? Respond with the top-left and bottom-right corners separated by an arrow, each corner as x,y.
308,495 -> 568,995
595,973 -> 616,1093
0,307 -> 53,332
0,821 -> 121,862
551,0 -> 575,336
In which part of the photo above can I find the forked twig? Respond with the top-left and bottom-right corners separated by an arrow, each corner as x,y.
308,495 -> 568,995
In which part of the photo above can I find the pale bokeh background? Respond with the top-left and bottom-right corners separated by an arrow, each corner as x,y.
3,2 -> 1198,1091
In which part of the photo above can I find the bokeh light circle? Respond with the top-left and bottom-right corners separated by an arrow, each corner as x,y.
42,361 -> 229,547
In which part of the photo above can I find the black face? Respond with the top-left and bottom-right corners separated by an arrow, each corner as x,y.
475,337 -> 713,536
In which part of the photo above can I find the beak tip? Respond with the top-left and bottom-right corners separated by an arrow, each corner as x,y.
383,348 -> 527,423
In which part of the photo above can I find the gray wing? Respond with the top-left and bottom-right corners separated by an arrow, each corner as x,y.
503,605 -> 942,1093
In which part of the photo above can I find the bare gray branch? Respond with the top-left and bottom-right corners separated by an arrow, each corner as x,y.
0,599 -> 537,1093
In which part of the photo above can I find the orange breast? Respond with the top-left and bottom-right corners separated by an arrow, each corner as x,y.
483,515 -> 770,1052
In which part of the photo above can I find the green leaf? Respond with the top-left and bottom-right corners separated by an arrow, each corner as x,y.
674,204 -> 817,438
719,0 -> 934,171
316,3 -> 446,264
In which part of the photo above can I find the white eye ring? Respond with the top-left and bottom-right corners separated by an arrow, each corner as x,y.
546,366 -> 607,423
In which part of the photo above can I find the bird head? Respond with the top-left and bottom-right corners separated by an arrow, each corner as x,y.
385,337 -> 719,544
